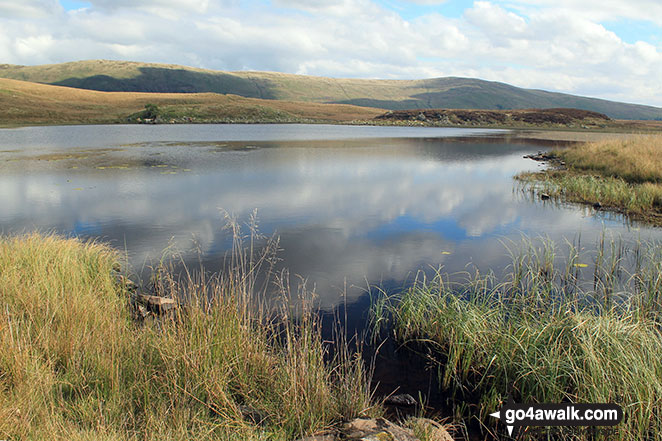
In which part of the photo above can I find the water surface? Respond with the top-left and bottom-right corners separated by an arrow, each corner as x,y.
1,124 -> 657,307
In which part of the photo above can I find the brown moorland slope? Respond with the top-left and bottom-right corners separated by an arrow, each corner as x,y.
0,77 -> 383,126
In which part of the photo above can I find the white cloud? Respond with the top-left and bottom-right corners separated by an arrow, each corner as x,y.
500,0 -> 662,27
0,0 -> 60,18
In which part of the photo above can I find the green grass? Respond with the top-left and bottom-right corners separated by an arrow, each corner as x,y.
372,236 -> 662,440
0,232 -> 377,440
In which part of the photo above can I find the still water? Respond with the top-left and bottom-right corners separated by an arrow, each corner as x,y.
1,124 -> 658,307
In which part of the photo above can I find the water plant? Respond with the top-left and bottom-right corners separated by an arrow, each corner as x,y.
518,134 -> 662,224
372,234 -> 662,440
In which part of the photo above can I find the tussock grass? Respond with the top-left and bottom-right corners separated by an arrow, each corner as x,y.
521,172 -> 662,215
373,236 -> 662,440
519,134 -> 662,223
560,134 -> 662,184
0,232 -> 376,440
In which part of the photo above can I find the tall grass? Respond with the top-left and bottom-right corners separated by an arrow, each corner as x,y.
520,172 -> 662,215
518,134 -> 662,223
0,231 -> 376,440
559,134 -> 662,184
372,236 -> 662,440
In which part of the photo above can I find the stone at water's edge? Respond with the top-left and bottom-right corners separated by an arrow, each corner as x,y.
343,418 -> 417,441
384,394 -> 418,407
296,417 -> 453,441
137,293 -> 177,312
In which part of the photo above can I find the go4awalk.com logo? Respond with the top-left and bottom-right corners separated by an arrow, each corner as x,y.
490,398 -> 622,436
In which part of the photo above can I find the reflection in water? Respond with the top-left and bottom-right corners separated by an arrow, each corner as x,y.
0,125 -> 656,307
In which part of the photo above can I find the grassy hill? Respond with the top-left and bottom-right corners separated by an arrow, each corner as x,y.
1,60 -> 661,120
0,77 -> 383,126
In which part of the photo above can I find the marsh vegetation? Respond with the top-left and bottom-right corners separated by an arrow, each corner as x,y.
372,235 -> 662,440
519,134 -> 662,224
0,232 -> 376,441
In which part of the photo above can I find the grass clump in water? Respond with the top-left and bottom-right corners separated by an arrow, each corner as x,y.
518,134 -> 662,223
0,232 -> 376,440
372,236 -> 662,440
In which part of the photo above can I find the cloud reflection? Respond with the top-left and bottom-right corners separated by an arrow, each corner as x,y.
1,130 -> 659,307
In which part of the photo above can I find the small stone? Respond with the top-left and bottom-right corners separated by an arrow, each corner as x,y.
541,193 -> 551,200
384,393 -> 417,407
238,404 -> 269,426
343,418 -> 417,441
137,294 -> 177,313
593,201 -> 602,210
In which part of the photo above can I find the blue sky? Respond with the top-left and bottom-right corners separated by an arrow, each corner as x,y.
1,0 -> 661,106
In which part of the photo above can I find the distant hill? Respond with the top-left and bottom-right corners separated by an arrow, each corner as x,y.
0,77 -> 382,126
1,60 -> 661,120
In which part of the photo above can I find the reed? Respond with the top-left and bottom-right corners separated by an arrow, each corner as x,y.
372,235 -> 662,440
518,134 -> 662,224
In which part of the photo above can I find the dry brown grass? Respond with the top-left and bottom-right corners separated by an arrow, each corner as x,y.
0,232 -> 377,440
0,77 -> 383,126
519,134 -> 662,224
560,134 -> 662,183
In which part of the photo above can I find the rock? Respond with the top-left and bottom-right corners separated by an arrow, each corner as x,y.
343,418 -> 417,441
238,404 -> 269,426
384,394 -> 417,407
410,418 -> 454,441
137,293 -> 177,313
524,152 -> 555,162
540,193 -> 551,200
593,201 -> 602,210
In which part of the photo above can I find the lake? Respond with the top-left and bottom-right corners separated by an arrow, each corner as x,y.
1,124 -> 658,308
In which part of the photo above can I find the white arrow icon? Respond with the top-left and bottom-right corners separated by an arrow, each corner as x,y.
490,410 -> 514,436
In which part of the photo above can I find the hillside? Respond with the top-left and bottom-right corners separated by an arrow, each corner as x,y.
1,60 -> 661,120
0,77 -> 383,126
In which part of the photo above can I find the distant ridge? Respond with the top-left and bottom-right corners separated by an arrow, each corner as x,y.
1,60 -> 660,120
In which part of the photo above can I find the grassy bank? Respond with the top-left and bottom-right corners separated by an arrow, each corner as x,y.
518,134 -> 662,224
373,237 -> 662,440
0,233 -> 375,440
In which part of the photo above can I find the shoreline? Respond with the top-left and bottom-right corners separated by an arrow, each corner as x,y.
518,134 -> 662,226
3,231 -> 661,440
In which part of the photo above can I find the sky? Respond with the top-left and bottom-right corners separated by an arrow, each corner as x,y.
1,0 -> 661,106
